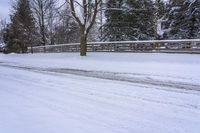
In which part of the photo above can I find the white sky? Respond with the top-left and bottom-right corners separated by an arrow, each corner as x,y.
0,0 -> 66,20
0,0 -> 11,20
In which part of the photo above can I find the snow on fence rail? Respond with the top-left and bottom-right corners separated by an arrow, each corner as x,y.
28,39 -> 200,53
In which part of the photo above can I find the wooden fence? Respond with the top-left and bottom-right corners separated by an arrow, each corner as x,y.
28,39 -> 200,54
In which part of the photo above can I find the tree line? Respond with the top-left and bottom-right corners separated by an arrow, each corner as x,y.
0,0 -> 200,55
1,0 -> 81,54
102,0 -> 200,41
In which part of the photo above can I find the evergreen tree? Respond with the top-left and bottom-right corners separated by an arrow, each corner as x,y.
127,0 -> 155,40
3,18 -> 22,53
154,0 -> 167,39
156,0 -> 166,19
102,0 -> 155,41
185,0 -> 200,39
4,0 -> 37,53
164,0 -> 200,39
102,0 -> 126,41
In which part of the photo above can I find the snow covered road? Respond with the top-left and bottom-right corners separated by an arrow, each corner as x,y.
0,53 -> 200,133
0,62 -> 200,91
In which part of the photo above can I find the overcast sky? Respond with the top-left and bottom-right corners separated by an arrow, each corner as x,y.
0,0 -> 10,20
0,0 -> 65,20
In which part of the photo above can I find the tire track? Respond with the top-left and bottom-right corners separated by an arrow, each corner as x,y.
0,62 -> 200,92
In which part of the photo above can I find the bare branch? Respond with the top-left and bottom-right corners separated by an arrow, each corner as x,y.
86,0 -> 101,36
68,0 -> 83,26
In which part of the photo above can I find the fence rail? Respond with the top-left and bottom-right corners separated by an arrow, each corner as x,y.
28,39 -> 200,54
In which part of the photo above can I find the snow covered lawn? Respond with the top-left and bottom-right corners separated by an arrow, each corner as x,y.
0,53 -> 200,133
0,52 -> 200,85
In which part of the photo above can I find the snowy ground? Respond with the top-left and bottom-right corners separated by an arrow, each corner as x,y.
0,53 -> 200,133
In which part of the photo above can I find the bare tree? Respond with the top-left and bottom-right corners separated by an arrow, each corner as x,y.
47,0 -> 59,45
31,0 -> 58,51
54,4 -> 79,44
67,0 -> 101,56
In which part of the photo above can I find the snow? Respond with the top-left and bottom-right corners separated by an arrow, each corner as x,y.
0,43 -> 5,48
0,52 -> 200,85
157,18 -> 164,36
0,53 -> 200,133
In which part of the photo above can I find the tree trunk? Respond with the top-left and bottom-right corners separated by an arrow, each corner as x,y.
30,45 -> 33,54
41,25 -> 46,53
80,27 -> 87,56
41,7 -> 46,53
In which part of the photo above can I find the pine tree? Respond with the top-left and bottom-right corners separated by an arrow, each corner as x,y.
185,0 -> 200,39
102,0 -> 155,41
127,0 -> 155,40
3,18 -> 22,53
102,0 -> 127,41
4,0 -> 37,53
154,0 -> 167,39
164,0 -> 200,39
